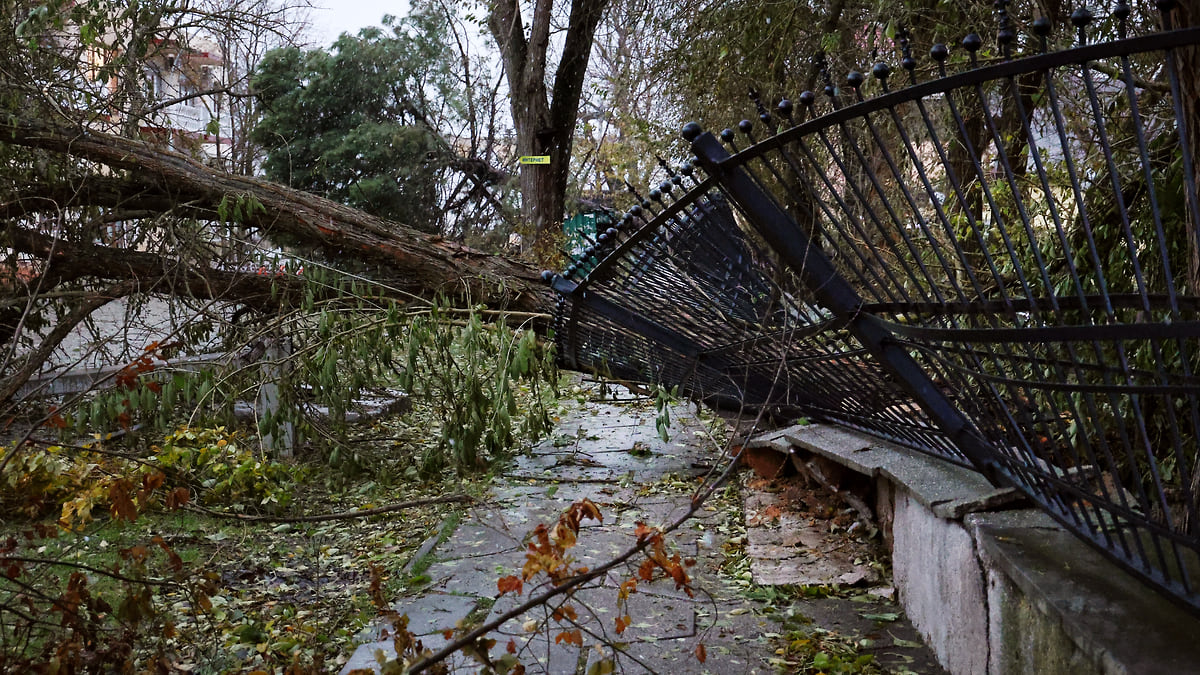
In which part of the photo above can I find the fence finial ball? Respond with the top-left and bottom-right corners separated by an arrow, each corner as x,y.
846,71 -> 865,89
872,62 -> 891,82
738,119 -> 754,134
541,270 -> 554,283
931,43 -> 949,62
1114,0 -> 1130,22
1032,16 -> 1052,36
777,99 -> 794,116
681,122 -> 703,142
963,32 -> 983,52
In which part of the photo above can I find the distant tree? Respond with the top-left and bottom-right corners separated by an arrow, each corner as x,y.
252,3 -> 508,235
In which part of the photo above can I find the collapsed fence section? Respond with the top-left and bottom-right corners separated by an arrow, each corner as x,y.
547,5 -> 1200,615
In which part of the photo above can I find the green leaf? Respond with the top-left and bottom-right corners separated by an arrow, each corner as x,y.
587,658 -> 615,675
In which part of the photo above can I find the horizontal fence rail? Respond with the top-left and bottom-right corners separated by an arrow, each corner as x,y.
546,4 -> 1200,614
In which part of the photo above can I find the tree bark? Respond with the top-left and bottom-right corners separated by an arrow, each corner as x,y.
5,225 -> 297,307
1170,0 -> 1200,295
0,112 -> 551,314
489,0 -> 610,262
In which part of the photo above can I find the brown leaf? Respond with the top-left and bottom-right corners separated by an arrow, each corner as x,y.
152,536 -> 184,573
165,487 -> 190,510
637,559 -> 655,582
694,643 -> 707,663
497,575 -> 524,596
138,471 -> 165,503
121,545 -> 149,563
669,563 -> 688,588
577,498 -> 602,523
109,479 -> 139,522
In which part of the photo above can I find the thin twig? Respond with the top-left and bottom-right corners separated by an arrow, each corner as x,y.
408,449 -> 744,673
185,493 -> 474,523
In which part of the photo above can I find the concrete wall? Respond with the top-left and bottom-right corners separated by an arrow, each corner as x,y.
769,424 -> 1200,675
892,489 -> 988,674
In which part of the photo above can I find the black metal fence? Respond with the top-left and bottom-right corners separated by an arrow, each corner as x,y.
546,4 -> 1200,614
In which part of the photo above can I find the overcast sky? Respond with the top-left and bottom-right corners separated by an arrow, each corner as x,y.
308,0 -> 410,47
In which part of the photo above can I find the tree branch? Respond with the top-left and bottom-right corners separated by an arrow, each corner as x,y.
5,224 -> 297,307
0,111 -> 549,313
186,493 -> 474,523
0,282 -> 137,404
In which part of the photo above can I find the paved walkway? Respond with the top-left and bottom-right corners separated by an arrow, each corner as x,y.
342,383 -> 943,674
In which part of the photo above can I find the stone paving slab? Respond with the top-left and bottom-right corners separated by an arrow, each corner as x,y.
433,521 -> 523,561
357,594 -> 479,642
341,384 -> 944,674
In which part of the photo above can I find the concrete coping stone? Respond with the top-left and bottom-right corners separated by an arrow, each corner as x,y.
773,424 -> 1020,516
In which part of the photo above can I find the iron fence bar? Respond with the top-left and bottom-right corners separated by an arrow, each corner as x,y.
1027,48 -> 1150,561
860,295 -> 1200,315
772,129 -> 907,303
688,128 -> 1006,484
547,15 -> 1200,616
726,27 -> 1200,166
844,96 -> 952,304
1142,37 -> 1200,556
549,276 -> 701,359
1100,30 -> 1200,590
572,176 -> 716,293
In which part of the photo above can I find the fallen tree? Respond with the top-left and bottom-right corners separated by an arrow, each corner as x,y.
0,111 -> 549,313
0,111 -> 555,405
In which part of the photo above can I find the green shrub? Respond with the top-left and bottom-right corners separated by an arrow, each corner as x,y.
154,426 -> 300,512
0,443 -> 76,518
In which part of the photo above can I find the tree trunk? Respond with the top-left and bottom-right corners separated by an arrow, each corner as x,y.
490,0 -> 610,264
0,112 -> 550,314
1171,0 -> 1200,294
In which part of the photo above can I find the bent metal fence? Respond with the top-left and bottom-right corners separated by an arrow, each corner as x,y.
545,4 -> 1200,614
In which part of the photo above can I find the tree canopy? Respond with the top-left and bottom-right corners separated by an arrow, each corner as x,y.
252,8 -> 478,233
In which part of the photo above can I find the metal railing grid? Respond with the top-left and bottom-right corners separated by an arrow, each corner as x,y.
547,4 -> 1200,614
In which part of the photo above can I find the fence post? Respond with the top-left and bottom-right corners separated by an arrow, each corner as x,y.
258,334 -> 295,458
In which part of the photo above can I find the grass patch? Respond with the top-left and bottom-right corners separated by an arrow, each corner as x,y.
0,450 -> 485,671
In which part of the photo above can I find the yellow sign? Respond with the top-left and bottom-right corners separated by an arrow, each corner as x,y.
519,155 -> 551,165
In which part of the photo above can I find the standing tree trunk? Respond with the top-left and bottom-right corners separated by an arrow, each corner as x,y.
1172,0 -> 1200,294
489,0 -> 611,265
